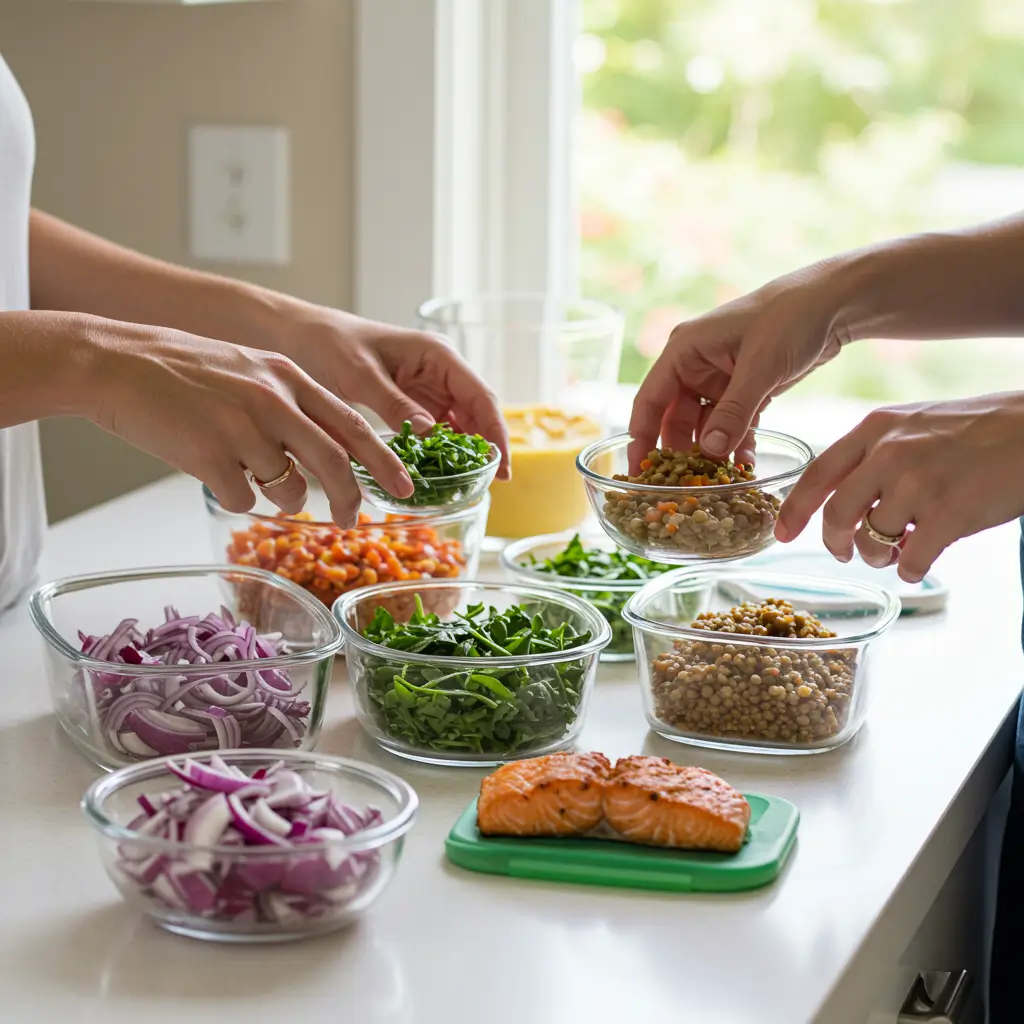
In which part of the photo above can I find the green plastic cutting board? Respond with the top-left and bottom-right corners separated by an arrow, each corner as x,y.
445,792 -> 799,893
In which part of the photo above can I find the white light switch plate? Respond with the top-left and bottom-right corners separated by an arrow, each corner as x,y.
188,125 -> 290,265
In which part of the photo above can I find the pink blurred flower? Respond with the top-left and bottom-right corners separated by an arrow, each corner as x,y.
667,210 -> 734,271
580,205 -> 620,242
608,263 -> 644,293
637,306 -> 691,358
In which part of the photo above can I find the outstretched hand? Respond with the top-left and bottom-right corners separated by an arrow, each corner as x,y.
777,393 -> 1024,582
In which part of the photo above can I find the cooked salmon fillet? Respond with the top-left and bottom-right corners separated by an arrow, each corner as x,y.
477,752 -> 611,837
603,755 -> 750,853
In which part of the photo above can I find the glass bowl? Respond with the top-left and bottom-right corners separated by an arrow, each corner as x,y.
203,482 -> 489,613
352,433 -> 500,513
81,749 -> 418,942
334,579 -> 612,766
576,430 -> 814,563
623,566 -> 900,755
30,566 -> 343,771
499,532 -> 684,663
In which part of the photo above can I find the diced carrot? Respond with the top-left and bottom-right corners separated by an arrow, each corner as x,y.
665,523 -> 678,534
640,459 -> 653,470
645,508 -> 663,523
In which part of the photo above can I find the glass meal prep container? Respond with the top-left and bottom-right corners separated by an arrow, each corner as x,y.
81,749 -> 418,943
623,566 -> 900,755
203,481 -> 489,613
576,429 -> 814,564
351,430 -> 500,514
334,579 -> 612,767
499,532 -> 687,663
30,565 -> 343,771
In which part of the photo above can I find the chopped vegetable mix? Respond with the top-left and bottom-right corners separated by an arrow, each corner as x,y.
526,535 -> 676,655
356,421 -> 496,508
227,512 -> 466,614
356,596 -> 594,755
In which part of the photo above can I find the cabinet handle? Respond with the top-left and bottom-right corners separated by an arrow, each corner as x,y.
898,970 -> 972,1023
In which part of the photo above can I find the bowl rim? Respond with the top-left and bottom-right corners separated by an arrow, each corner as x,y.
29,564 -> 344,675
202,482 -> 489,529
576,429 -> 815,495
500,531 -> 677,593
351,432 -> 501,491
417,292 -> 624,332
333,578 -> 613,666
621,566 -> 902,649
81,749 -> 419,855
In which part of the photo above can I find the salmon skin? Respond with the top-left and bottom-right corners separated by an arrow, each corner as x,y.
476,752 -> 750,853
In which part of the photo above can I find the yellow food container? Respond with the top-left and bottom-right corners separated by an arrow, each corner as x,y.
487,406 -> 610,538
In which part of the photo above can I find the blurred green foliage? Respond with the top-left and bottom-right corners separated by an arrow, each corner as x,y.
578,0 -> 1024,398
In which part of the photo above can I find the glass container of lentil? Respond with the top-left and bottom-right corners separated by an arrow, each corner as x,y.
576,430 -> 814,564
623,567 -> 900,754
203,482 -> 489,622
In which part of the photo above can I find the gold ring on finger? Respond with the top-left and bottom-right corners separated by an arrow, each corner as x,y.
250,455 -> 296,491
862,511 -> 907,548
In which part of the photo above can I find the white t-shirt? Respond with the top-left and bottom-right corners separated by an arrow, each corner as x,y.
0,54 -> 47,610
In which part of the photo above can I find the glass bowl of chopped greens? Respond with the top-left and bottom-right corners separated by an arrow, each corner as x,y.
352,421 -> 501,513
334,580 -> 612,766
577,430 -> 813,564
500,532 -> 685,662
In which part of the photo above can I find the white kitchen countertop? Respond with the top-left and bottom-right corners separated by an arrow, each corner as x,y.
0,474 -> 1020,1024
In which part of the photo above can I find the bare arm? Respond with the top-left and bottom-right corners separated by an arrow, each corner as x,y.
28,209 -> 512,474
630,211 -> 1024,465
836,213 -> 1024,341
28,209 -> 285,348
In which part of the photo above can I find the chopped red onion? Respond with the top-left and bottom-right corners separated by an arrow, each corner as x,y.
115,758 -> 383,928
74,607 -> 314,761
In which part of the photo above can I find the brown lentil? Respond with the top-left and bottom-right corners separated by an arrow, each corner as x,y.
602,446 -> 780,558
649,598 -> 858,747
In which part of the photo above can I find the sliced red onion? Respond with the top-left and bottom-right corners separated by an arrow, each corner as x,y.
117,758 -> 384,929
73,608 -> 315,762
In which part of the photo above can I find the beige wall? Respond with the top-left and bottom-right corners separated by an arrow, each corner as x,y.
0,0 -> 354,521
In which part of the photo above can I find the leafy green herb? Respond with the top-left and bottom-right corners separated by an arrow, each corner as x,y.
355,595 -> 593,754
527,535 -> 677,654
358,421 -> 495,508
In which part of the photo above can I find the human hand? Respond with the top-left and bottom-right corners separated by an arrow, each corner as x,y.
776,393 -> 1024,582
266,306 -> 511,479
628,261 -> 853,471
87,319 -> 413,524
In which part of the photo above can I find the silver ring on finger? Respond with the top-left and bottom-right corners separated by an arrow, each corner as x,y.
862,510 -> 907,548
249,455 -> 296,491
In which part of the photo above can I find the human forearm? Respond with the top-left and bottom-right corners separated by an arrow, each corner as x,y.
0,310 -> 102,426
830,213 -> 1024,342
28,209 -> 294,349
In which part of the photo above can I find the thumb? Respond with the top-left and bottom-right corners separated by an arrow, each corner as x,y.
699,348 -> 776,458
359,364 -> 435,435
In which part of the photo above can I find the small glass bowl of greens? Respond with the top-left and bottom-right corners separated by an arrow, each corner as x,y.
334,580 -> 611,767
500,533 -> 686,663
352,421 -> 500,513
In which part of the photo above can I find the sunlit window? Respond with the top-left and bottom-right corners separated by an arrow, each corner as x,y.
577,0 -> 1024,438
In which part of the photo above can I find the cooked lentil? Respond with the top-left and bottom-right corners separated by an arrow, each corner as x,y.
602,446 -> 779,557
649,599 -> 857,746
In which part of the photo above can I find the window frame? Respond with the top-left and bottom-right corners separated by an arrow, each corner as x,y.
353,0 -> 579,399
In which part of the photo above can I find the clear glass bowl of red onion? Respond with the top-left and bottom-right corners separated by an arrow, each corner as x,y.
81,749 -> 418,942
30,565 -> 343,771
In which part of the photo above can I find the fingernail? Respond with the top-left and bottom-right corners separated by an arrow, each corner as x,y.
702,430 -> 728,454
397,469 -> 414,497
410,415 -> 434,434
